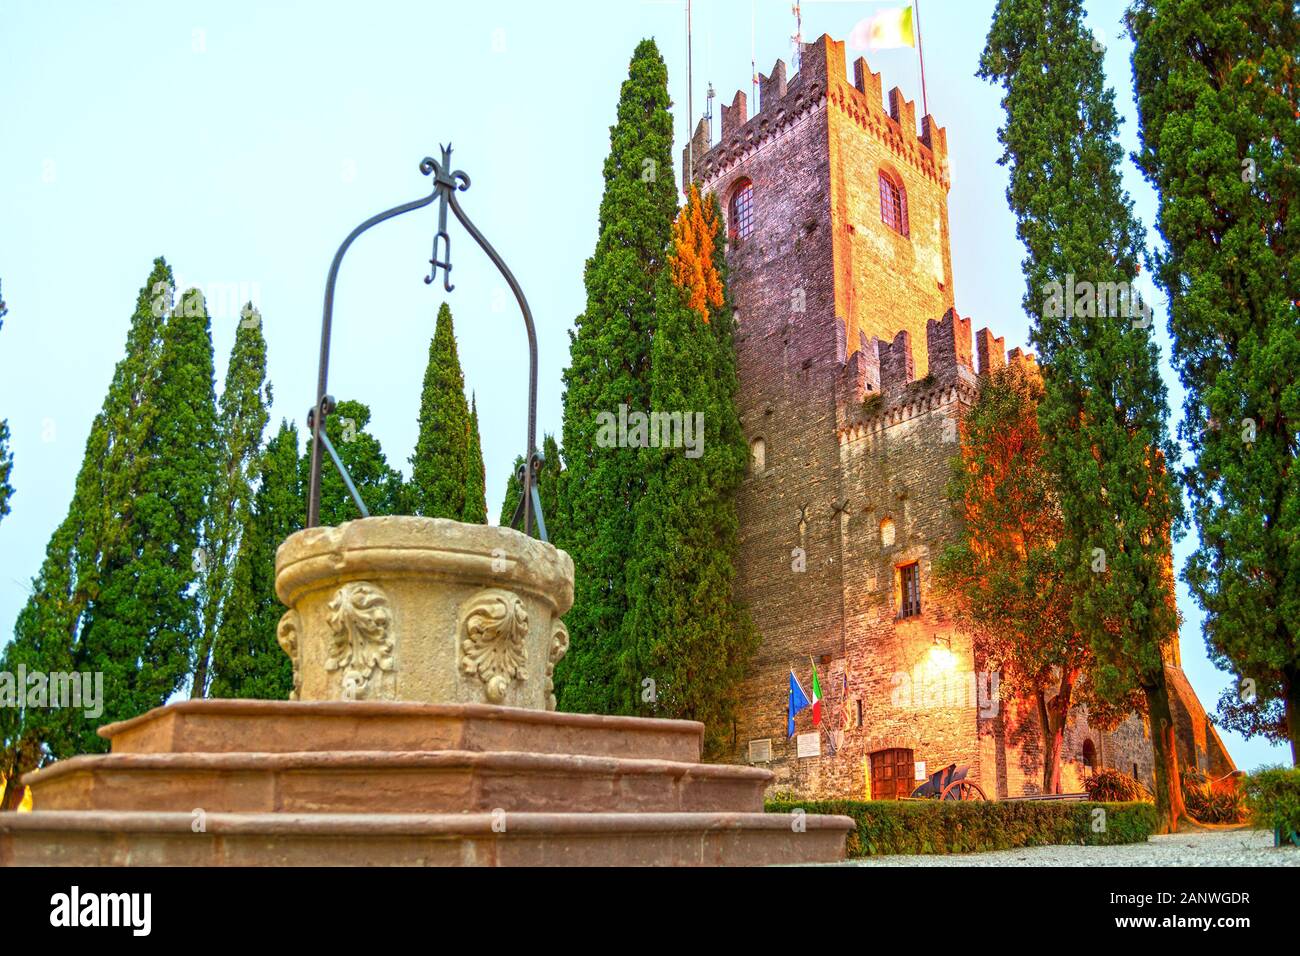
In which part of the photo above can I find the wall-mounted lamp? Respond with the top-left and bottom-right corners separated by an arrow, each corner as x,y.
928,633 -> 957,673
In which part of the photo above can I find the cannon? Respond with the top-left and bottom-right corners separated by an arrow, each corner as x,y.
909,762 -> 987,801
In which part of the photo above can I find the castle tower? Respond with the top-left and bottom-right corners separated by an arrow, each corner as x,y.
684,34 -> 983,796
685,35 -> 954,378
685,35 -> 1233,798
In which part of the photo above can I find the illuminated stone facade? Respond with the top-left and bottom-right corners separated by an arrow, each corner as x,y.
685,34 -> 1233,798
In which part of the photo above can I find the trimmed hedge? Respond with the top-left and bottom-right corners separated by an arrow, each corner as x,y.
1244,766 -> 1300,839
765,798 -> 1157,857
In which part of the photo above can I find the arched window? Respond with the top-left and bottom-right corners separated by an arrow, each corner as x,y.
878,169 -> 909,237
1082,739 -> 1097,769
749,437 -> 766,474
730,179 -> 755,240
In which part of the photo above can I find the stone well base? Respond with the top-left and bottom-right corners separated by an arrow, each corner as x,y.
1,700 -> 852,867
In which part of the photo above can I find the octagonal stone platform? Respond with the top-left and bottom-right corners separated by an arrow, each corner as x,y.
1,699 -> 853,867
1,518 -> 852,866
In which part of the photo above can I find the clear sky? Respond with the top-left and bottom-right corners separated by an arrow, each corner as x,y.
0,0 -> 1287,770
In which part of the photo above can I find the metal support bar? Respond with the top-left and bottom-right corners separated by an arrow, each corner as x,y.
309,401 -> 371,519
508,452 -> 548,543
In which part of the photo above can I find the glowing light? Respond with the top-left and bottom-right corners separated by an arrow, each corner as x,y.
928,634 -> 957,673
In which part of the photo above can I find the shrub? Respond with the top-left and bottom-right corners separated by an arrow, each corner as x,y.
1084,768 -> 1151,803
1181,767 -> 1247,825
1244,766 -> 1300,840
765,798 -> 1156,857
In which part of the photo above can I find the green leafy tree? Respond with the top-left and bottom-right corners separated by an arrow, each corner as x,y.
408,303 -> 471,519
209,421 -> 301,699
305,399 -> 404,528
1129,0 -> 1300,763
935,361 -> 1137,792
621,187 -> 756,753
463,395 -> 487,523
192,305 -> 271,698
499,433 -> 563,538
980,0 -> 1187,830
0,280 -> 12,526
555,38 -> 677,714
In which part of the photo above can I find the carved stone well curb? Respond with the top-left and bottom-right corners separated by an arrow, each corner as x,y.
274,516 -> 574,710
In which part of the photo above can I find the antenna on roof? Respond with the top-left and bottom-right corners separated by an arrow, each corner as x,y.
705,81 -> 715,142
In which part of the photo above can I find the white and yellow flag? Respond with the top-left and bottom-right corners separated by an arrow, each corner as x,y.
850,6 -> 916,50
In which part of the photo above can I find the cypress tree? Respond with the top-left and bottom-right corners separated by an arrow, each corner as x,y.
980,0 -> 1186,830
555,38 -> 677,713
500,455 -> 525,528
10,259 -> 174,758
538,433 -> 562,542
192,305 -> 271,698
74,285 -> 220,751
209,420 -> 301,700
304,399 -> 404,528
408,302 -> 471,519
1129,0 -> 1300,762
463,394 -> 488,523
622,186 -> 756,752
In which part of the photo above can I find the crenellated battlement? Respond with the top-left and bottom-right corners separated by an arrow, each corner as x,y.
684,34 -> 949,191
834,309 -> 1029,427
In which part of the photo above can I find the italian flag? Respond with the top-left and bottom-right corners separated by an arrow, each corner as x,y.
850,7 -> 916,51
810,658 -> 823,726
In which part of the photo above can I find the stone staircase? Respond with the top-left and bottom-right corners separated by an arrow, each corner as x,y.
0,699 -> 852,866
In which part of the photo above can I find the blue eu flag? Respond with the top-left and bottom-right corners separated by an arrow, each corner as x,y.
788,669 -> 811,738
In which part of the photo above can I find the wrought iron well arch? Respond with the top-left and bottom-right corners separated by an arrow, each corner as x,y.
305,146 -> 546,540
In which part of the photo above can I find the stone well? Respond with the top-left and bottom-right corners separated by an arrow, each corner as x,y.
2,517 -> 853,867
274,517 -> 572,710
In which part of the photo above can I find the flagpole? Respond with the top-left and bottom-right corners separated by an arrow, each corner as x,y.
914,0 -> 929,119
686,0 -> 694,185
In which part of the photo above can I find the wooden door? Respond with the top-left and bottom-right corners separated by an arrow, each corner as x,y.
870,748 -> 915,800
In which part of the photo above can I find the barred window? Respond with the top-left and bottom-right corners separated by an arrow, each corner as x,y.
898,561 -> 921,618
730,179 -> 754,240
879,171 -> 909,237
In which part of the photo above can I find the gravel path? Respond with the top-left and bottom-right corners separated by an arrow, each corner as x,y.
834,828 -> 1298,866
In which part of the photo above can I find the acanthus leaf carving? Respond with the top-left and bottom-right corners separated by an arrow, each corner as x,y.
459,589 -> 528,704
325,581 -> 395,700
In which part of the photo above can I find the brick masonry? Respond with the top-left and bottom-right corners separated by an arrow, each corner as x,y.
685,34 -> 1234,799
